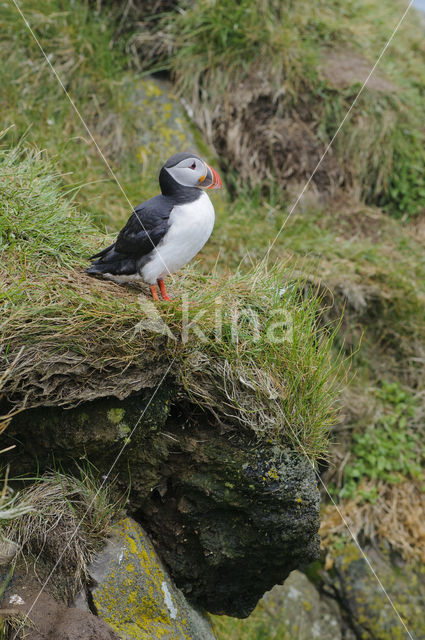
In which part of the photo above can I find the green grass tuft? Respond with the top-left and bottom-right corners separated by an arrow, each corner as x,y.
0,144 -> 96,268
1,144 -> 341,460
0,0 -> 159,231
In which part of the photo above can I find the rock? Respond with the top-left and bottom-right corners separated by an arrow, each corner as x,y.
325,542 -> 425,639
261,570 -> 345,640
126,75 -> 202,170
86,517 -> 216,640
145,445 -> 320,617
104,74 -> 224,231
5,393 -> 320,617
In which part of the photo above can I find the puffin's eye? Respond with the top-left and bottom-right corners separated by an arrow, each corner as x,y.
189,162 -> 196,170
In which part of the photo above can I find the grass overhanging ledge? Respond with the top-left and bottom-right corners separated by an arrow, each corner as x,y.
0,144 -> 342,460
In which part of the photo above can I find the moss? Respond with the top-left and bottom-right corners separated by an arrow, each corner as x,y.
107,408 -> 125,425
329,542 -> 425,639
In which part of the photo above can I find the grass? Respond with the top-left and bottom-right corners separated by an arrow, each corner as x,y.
1,144 -> 341,460
321,475 -> 425,563
0,0 -> 134,229
0,454 -> 33,638
1,0 -> 425,635
212,608 -> 290,640
0,612 -> 31,640
0,0 -> 198,232
0,464 -> 32,568
167,264 -> 343,459
134,0 -> 425,216
207,189 -> 425,393
1,466 -> 119,602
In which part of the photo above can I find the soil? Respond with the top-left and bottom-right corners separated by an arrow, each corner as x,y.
210,69 -> 344,195
320,49 -> 396,92
0,574 -> 119,640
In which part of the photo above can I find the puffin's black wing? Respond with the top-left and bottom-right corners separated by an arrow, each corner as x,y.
86,195 -> 173,277
115,196 -> 171,255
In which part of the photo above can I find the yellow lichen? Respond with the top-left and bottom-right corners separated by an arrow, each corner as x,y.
93,518 -> 212,639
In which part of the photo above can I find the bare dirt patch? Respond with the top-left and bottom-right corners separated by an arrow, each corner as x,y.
319,194 -> 389,243
1,578 -> 119,640
320,49 -> 396,92
209,70 -> 345,195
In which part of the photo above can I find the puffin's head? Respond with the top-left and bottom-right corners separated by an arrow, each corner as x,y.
160,152 -> 222,194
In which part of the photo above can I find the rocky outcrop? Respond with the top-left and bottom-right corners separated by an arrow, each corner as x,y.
1,516 -> 215,640
261,570 -> 350,640
79,517 -> 215,640
4,389 -> 320,618
320,543 -> 425,640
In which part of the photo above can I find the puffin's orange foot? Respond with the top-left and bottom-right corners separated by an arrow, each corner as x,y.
150,284 -> 160,301
158,279 -> 171,301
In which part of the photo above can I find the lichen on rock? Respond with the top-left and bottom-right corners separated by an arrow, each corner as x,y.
325,542 -> 425,639
88,517 -> 216,640
5,391 -> 321,618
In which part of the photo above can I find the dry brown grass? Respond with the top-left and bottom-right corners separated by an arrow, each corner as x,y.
320,476 -> 425,563
3,471 -> 118,602
179,67 -> 345,197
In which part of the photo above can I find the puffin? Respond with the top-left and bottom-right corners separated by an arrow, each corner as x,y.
86,152 -> 222,300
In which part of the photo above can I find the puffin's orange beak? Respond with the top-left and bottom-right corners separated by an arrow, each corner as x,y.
199,164 -> 222,190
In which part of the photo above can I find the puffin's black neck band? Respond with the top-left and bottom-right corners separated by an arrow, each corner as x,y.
159,168 -> 202,203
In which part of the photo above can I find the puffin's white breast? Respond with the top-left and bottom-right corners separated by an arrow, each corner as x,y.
141,191 -> 215,284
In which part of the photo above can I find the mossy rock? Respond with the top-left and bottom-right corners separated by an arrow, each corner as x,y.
328,542 -> 425,639
111,74 -> 225,228
5,392 -> 320,617
260,570 -> 345,640
89,517 -> 216,640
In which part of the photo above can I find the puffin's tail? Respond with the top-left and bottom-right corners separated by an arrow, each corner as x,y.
86,263 -> 111,277
86,242 -> 117,278
86,243 -> 137,278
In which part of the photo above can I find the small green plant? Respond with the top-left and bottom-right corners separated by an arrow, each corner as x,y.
338,382 -> 422,503
377,127 -> 425,218
212,609 -> 291,640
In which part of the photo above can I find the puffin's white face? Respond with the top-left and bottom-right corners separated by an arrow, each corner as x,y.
164,154 -> 222,190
